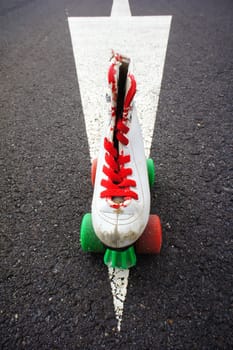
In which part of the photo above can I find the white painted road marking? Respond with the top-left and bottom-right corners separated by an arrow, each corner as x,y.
111,0 -> 131,16
108,267 -> 129,331
68,0 -> 171,332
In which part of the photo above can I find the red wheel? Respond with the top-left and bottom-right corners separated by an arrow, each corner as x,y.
91,158 -> 98,186
135,215 -> 162,254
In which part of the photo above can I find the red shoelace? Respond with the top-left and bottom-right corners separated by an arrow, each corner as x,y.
100,58 -> 138,204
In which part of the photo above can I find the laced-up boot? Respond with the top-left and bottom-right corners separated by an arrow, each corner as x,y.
92,52 -> 150,252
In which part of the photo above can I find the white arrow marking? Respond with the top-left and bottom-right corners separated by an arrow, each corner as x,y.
111,0 -> 131,16
68,0 -> 171,332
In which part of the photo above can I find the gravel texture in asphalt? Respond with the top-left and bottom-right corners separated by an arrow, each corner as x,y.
0,0 -> 232,349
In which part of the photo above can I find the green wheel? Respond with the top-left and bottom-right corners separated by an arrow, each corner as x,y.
147,158 -> 155,188
80,213 -> 105,253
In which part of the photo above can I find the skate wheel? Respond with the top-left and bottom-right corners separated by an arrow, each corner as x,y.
80,213 -> 105,253
147,158 -> 155,189
91,158 -> 98,186
135,215 -> 162,254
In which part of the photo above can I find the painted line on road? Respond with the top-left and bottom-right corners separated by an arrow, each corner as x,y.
68,0 -> 171,332
111,0 -> 131,16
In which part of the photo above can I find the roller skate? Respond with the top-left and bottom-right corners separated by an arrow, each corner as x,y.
80,52 -> 162,269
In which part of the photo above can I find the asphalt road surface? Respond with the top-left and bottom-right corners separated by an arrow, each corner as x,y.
0,0 -> 233,349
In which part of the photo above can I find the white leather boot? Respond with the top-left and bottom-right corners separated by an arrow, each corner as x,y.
92,52 -> 150,249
